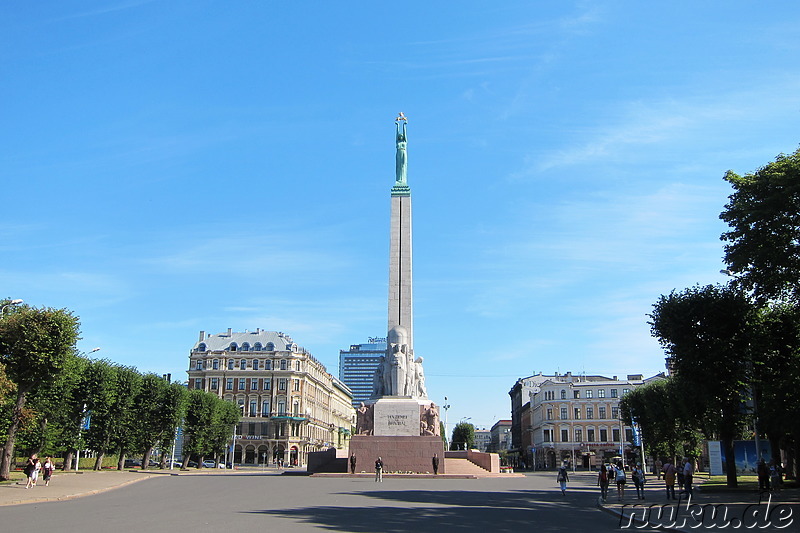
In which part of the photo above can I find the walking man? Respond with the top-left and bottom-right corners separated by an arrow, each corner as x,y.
432,453 -> 439,475
682,457 -> 694,497
375,457 -> 383,482
350,453 -> 357,474
557,461 -> 569,495
662,460 -> 677,500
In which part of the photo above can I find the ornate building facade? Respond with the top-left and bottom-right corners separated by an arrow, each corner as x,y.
511,371 -> 665,469
187,329 -> 355,466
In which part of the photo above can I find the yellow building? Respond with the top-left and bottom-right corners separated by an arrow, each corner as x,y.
187,329 -> 355,466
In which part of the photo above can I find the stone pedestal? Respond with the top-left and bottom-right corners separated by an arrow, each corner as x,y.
348,397 -> 444,474
349,435 -> 445,474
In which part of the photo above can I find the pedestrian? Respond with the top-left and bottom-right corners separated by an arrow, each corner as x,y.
349,453 -> 357,474
42,456 -> 55,487
24,454 -> 40,489
631,462 -> 646,500
654,458 -> 663,480
375,456 -> 383,482
556,461 -> 569,495
757,459 -> 770,492
432,453 -> 439,475
614,461 -> 627,501
682,457 -> 694,497
662,460 -> 677,500
769,460 -> 782,494
597,462 -> 610,501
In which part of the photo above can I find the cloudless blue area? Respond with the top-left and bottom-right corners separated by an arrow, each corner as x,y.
3,1 -> 800,428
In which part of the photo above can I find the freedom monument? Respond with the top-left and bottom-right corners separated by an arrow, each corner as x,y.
346,114 -> 446,473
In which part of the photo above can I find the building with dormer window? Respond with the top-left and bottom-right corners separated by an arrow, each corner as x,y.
187,329 -> 355,467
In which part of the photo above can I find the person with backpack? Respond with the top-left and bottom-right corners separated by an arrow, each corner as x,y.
614,460 -> 627,501
374,457 -> 383,482
556,461 -> 569,495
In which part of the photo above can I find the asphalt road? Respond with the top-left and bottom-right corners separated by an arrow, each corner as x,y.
1,471 -> 660,533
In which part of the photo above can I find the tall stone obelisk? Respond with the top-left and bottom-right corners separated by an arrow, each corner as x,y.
388,112 -> 413,351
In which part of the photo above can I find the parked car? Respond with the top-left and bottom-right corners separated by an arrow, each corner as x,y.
123,459 -> 142,468
202,460 -> 224,469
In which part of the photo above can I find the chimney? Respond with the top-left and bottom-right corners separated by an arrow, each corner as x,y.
227,328 -> 232,337
199,330 -> 205,342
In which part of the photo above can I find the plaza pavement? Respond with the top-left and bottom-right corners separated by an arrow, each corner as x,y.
0,467 -> 796,531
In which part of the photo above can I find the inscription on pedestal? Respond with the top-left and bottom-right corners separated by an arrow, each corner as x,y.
373,398 -> 421,436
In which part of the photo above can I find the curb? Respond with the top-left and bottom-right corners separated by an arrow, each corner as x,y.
0,474 -> 155,507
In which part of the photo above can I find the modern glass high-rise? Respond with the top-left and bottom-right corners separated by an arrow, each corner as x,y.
339,337 -> 387,407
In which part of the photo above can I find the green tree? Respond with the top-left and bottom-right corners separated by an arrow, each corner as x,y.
450,422 -> 475,451
134,375 -> 188,469
650,284 -> 755,487
720,147 -> 800,304
208,399 -> 240,465
0,305 -> 80,481
619,379 -> 702,463
181,389 -> 219,467
83,359 -> 121,470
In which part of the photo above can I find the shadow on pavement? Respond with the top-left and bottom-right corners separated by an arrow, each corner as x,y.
243,488 -> 617,533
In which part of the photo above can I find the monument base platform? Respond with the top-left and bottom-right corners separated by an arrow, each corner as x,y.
349,435 -> 445,474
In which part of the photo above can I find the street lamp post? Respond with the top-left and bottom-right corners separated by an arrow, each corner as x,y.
442,397 -> 451,449
1,299 -> 23,316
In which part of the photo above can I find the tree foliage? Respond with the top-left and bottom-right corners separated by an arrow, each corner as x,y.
0,305 -> 80,481
649,283 -> 755,487
721,147 -> 800,304
450,422 -> 475,451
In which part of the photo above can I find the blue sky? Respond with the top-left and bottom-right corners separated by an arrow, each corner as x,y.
3,1 -> 800,430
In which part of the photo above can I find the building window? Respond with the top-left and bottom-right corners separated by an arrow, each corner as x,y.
266,342 -> 275,351
587,429 -> 595,442
277,400 -> 286,415
254,343 -> 262,351
610,389 -> 618,398
238,378 -> 245,391
625,428 -> 633,442
198,343 -> 206,352
278,378 -> 287,391
293,401 -> 300,416
280,360 -> 287,371
613,428 -> 620,442
296,361 -> 300,371
561,429 -> 569,442
262,400 -> 270,416
264,379 -> 271,390
546,409 -> 553,421
250,400 -> 257,416
612,406 -> 619,419
293,379 -> 300,392
560,408 -> 567,419
239,359 -> 246,370
226,378 -> 233,391
230,343 -> 237,352
600,429 -> 608,442
212,359 -> 219,370
598,389 -> 605,398
253,359 -> 259,370
622,388 -> 629,396
210,378 -> 219,390
543,429 -> 552,442
195,360 -> 202,370
585,390 -> 593,399
251,378 -> 258,390
560,390 -> 567,399
228,359 -> 234,370
586,408 -> 594,420
573,408 -> 581,420
265,360 -> 271,370
599,407 -> 606,419
575,428 -> 582,442
573,390 -> 580,399
242,343 -> 250,352
194,378 -> 202,389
